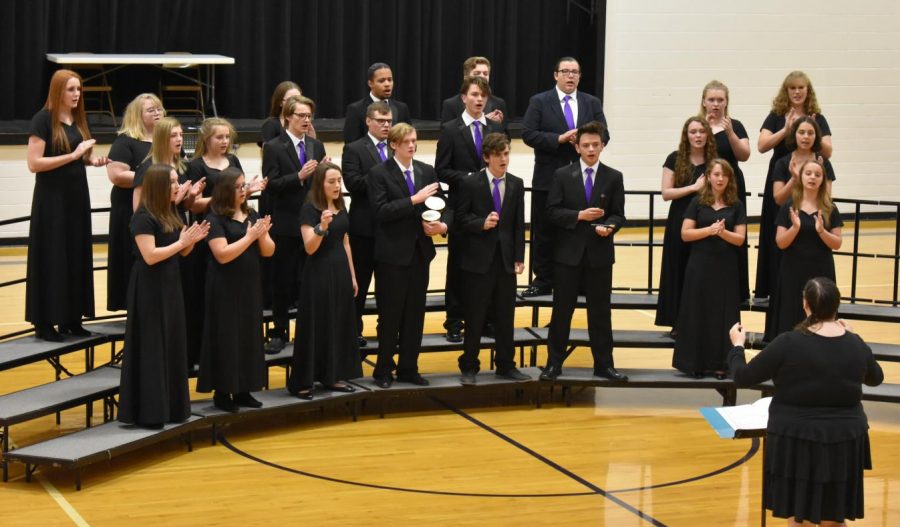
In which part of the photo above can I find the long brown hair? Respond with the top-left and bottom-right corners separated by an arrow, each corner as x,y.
146,117 -> 185,174
790,159 -> 834,229
795,277 -> 840,333
673,117 -> 717,188
784,116 -> 823,153
268,81 -> 301,118
192,117 -> 236,160
697,159 -> 738,207
140,164 -> 184,233
307,162 -> 346,212
209,167 -> 249,218
44,69 -> 92,154
771,71 -> 822,116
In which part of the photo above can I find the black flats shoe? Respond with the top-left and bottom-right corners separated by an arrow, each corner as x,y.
234,392 -> 263,408
214,392 -> 240,413
326,384 -> 356,393
35,324 -> 64,342
58,322 -> 90,337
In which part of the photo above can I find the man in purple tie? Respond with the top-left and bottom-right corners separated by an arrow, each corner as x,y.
522,57 -> 610,298
368,124 -> 451,388
262,95 -> 327,353
342,101 -> 393,349
435,76 -> 506,343
540,121 -> 627,382
453,133 -> 529,385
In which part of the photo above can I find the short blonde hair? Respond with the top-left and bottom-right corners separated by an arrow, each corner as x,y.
387,123 -> 415,146
118,93 -> 165,140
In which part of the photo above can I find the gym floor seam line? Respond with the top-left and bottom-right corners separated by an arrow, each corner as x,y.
428,395 -> 668,527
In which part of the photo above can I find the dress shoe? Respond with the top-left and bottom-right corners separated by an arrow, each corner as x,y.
522,285 -> 552,298
373,376 -> 393,389
539,365 -> 562,381
58,322 -> 91,337
264,337 -> 286,354
326,383 -> 356,393
496,368 -> 531,382
35,325 -> 64,342
213,392 -> 240,413
595,367 -> 628,381
397,373 -> 430,386
357,335 -> 368,348
445,328 -> 463,343
693,371 -> 706,379
714,371 -> 728,381
459,370 -> 477,386
233,392 -> 263,408
288,387 -> 314,400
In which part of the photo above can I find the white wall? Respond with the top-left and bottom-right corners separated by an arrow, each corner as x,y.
603,0 -> 900,219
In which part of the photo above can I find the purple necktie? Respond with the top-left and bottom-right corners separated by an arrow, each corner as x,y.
584,167 -> 594,203
492,177 -> 502,214
297,141 -> 307,166
404,169 -> 416,196
563,95 -> 576,130
472,121 -> 483,159
376,142 -> 387,162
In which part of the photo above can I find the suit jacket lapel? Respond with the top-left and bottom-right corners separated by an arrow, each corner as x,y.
548,91 -> 568,129
364,140 -> 381,165
284,137 -> 301,171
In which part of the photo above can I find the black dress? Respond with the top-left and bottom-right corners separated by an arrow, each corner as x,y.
672,197 -> 745,375
655,151 -> 705,327
764,202 -> 843,341
287,203 -> 362,391
185,154 -> 243,205
728,331 -> 883,524
712,120 -> 750,301
25,110 -> 95,326
196,210 -> 267,394
118,208 -> 191,426
106,135 -> 151,311
755,113 -> 832,299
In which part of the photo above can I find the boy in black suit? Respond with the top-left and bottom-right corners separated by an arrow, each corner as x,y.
262,95 -> 327,352
454,133 -> 529,385
435,76 -> 505,343
369,124 -> 450,388
540,121 -> 627,382
342,101 -> 393,348
343,62 -> 411,144
440,56 -> 507,129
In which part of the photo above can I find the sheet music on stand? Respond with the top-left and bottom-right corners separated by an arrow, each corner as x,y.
700,397 -> 771,439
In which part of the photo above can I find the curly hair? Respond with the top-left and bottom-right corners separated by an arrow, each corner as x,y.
673,117 -> 717,188
771,71 -> 821,116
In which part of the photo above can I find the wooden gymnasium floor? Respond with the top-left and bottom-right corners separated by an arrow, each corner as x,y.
1,141 -> 899,526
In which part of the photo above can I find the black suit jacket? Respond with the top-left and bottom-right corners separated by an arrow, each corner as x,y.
434,116 -> 505,188
342,136 -> 392,238
441,94 -> 508,126
521,89 -> 610,191
261,134 -> 326,237
546,162 -> 625,268
455,170 -> 525,274
369,159 -> 451,266
343,97 -> 411,144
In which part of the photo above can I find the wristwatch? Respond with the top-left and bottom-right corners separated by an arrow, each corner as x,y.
313,223 -> 328,237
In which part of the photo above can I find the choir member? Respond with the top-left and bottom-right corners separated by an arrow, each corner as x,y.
343,62 -> 411,144
186,117 -> 246,215
26,69 -> 108,341
197,167 -> 274,412
287,163 -> 363,398
772,117 -> 835,206
118,164 -> 209,428
755,71 -> 832,300
440,56 -> 508,130
672,159 -> 746,379
260,81 -> 302,144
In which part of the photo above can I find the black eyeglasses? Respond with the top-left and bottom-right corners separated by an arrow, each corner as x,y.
556,69 -> 581,77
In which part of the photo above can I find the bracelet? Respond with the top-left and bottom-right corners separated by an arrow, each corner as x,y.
313,223 -> 328,237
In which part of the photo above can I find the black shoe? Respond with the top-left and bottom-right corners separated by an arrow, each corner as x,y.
265,337 -> 286,354
459,370 -> 477,386
233,392 -> 263,408
522,285 -> 552,298
213,392 -> 240,413
496,368 -> 531,382
288,387 -> 314,400
445,328 -> 463,343
667,329 -> 677,339
539,365 -> 562,381
714,371 -> 728,380
397,373 -> 430,386
35,324 -> 64,342
373,376 -> 393,389
58,323 -> 90,337
693,371 -> 706,379
357,335 -> 368,348
594,367 -> 628,381
326,383 -> 356,393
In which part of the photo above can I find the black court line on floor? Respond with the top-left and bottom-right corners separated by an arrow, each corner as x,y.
431,396 -> 667,526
